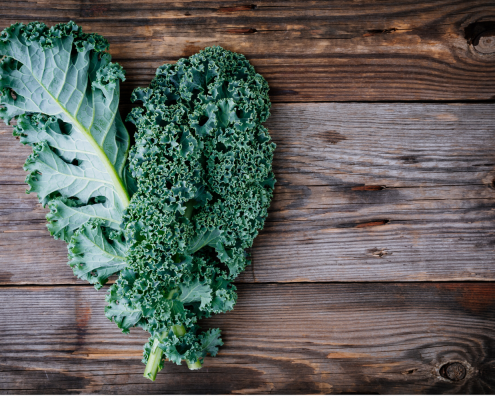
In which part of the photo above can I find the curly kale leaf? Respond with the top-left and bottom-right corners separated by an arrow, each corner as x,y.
187,228 -> 223,254
105,46 -> 275,379
0,21 -> 133,287
178,278 -> 213,310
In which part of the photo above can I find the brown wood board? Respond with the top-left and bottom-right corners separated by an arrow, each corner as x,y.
1,0 -> 495,101
0,1 -> 494,394
0,283 -> 494,394
1,103 -> 495,284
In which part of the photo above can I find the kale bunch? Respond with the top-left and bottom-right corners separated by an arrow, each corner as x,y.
0,20 -> 275,380
104,47 -> 276,379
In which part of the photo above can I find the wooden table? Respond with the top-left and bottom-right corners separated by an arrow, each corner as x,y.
1,0 -> 495,394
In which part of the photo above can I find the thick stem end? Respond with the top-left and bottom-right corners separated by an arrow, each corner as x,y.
186,359 -> 203,370
143,338 -> 164,381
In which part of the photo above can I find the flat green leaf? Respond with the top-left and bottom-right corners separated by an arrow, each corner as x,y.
68,220 -> 127,289
1,25 -> 131,209
25,141 -> 118,206
0,22 -> 134,287
47,197 -> 121,241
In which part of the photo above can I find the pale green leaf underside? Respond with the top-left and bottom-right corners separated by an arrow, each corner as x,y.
47,198 -> 121,241
17,114 -> 124,238
0,22 -> 132,289
1,30 -> 130,209
69,221 -> 127,288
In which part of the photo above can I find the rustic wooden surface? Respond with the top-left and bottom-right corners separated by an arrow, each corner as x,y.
3,103 -> 495,284
2,0 -> 495,102
1,284 -> 495,394
1,0 -> 495,394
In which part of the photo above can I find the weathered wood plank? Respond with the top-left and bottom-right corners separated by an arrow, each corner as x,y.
2,183 -> 495,284
4,103 -> 495,186
1,0 -> 495,101
1,103 -> 494,284
0,284 -> 493,394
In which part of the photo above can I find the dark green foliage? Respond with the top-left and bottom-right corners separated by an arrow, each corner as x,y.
0,21 -> 275,378
105,46 -> 275,375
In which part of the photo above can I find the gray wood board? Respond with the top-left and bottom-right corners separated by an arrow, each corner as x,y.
1,0 -> 495,101
1,103 -> 495,284
0,283 -> 493,394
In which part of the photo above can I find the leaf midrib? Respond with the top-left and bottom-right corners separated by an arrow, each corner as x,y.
28,49 -> 130,208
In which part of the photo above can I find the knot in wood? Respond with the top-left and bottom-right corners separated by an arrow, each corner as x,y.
474,29 -> 495,54
440,362 -> 466,381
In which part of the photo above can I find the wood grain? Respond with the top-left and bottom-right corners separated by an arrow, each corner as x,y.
0,2 -> 494,394
1,103 -> 495,284
1,0 -> 495,101
0,283 -> 493,394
